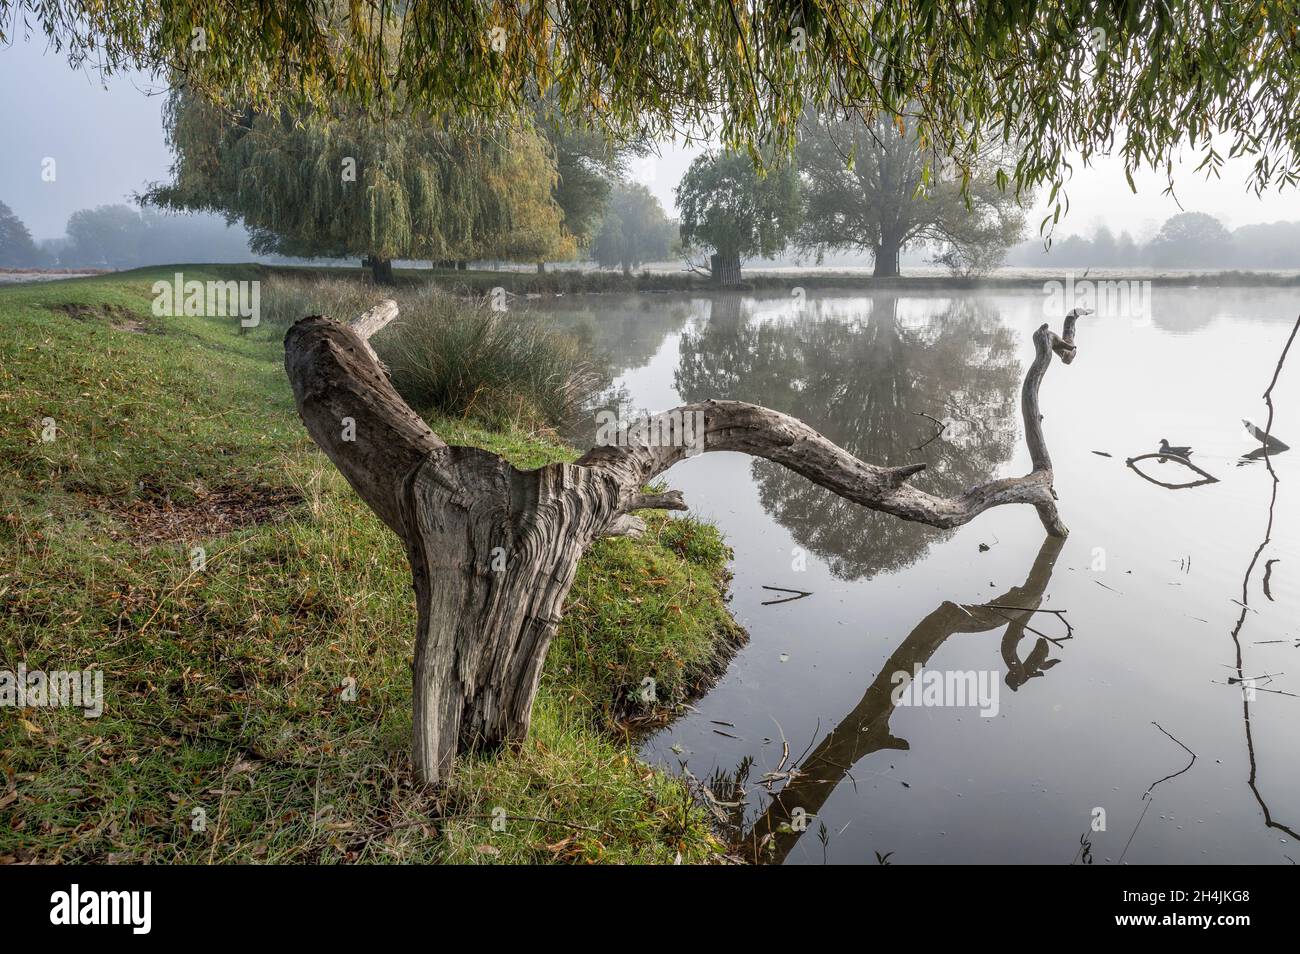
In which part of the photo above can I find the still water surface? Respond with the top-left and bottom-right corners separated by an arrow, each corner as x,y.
538,287 -> 1300,864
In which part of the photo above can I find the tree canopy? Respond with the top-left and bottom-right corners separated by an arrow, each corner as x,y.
534,99 -> 644,252
9,1 -> 1300,222
797,109 -> 1028,276
149,90 -> 572,279
0,200 -> 39,267
1145,211 -> 1233,268
590,182 -> 675,275
676,151 -> 800,284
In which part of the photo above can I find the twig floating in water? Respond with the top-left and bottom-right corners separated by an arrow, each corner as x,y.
761,584 -> 813,606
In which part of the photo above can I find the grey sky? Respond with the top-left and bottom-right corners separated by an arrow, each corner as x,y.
5,33 -> 1300,244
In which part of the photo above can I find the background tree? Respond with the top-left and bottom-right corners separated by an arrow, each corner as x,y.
796,110 -> 1028,277
1090,224 -> 1119,265
1146,211 -> 1232,268
590,182 -> 675,275
0,200 -> 40,267
150,90 -> 572,283
66,204 -> 148,268
675,151 -> 800,285
533,94 -> 646,267
1233,221 -> 1300,268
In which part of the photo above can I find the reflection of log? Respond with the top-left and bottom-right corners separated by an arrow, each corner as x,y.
744,534 -> 1065,864
581,316 -> 1085,538
1230,317 -> 1300,842
285,302 -> 1083,784
1125,452 -> 1219,489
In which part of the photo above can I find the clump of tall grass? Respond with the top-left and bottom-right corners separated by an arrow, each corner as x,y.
261,274 -> 608,433
380,285 -> 607,432
259,273 -> 378,329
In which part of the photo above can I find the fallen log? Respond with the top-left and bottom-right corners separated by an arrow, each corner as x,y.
284,304 -> 1087,784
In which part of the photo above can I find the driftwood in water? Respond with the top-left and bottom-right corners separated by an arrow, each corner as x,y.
1125,452 -> 1219,489
283,303 -> 1087,784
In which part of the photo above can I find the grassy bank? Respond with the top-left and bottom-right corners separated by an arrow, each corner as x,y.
0,266 -> 743,864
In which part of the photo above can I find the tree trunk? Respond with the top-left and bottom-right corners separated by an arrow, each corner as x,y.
710,251 -> 742,286
367,257 -> 394,285
536,261 -> 546,274
283,303 -> 1087,784
872,238 -> 901,277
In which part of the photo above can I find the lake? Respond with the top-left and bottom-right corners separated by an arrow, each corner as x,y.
537,286 -> 1300,864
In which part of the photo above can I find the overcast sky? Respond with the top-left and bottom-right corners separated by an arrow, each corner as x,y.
5,33 -> 1300,243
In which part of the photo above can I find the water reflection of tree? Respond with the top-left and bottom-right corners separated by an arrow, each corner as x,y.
543,294 -> 696,378
675,294 -> 1022,578
1227,320 -> 1300,846
735,533 -> 1065,864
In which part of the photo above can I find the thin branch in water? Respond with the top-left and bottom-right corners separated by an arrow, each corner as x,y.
1125,452 -> 1219,489
986,607 -> 1072,646
1143,721 -> 1197,799
761,584 -> 814,605
910,410 -> 948,450
1229,314 -> 1300,842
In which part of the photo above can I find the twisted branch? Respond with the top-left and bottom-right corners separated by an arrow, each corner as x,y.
579,317 -> 1082,537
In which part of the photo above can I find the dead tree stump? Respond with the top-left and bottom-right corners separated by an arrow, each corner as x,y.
284,302 -> 1086,784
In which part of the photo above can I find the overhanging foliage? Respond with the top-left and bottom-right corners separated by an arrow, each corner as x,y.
8,1 -> 1300,222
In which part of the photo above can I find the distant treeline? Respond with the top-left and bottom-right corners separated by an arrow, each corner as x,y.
0,202 -> 255,269
7,199 -> 1300,274
1005,212 -> 1300,270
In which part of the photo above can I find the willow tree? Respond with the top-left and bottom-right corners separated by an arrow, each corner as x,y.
149,91 -> 572,282
17,2 -> 1300,216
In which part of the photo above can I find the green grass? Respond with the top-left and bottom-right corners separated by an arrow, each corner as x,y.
0,266 -> 741,864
